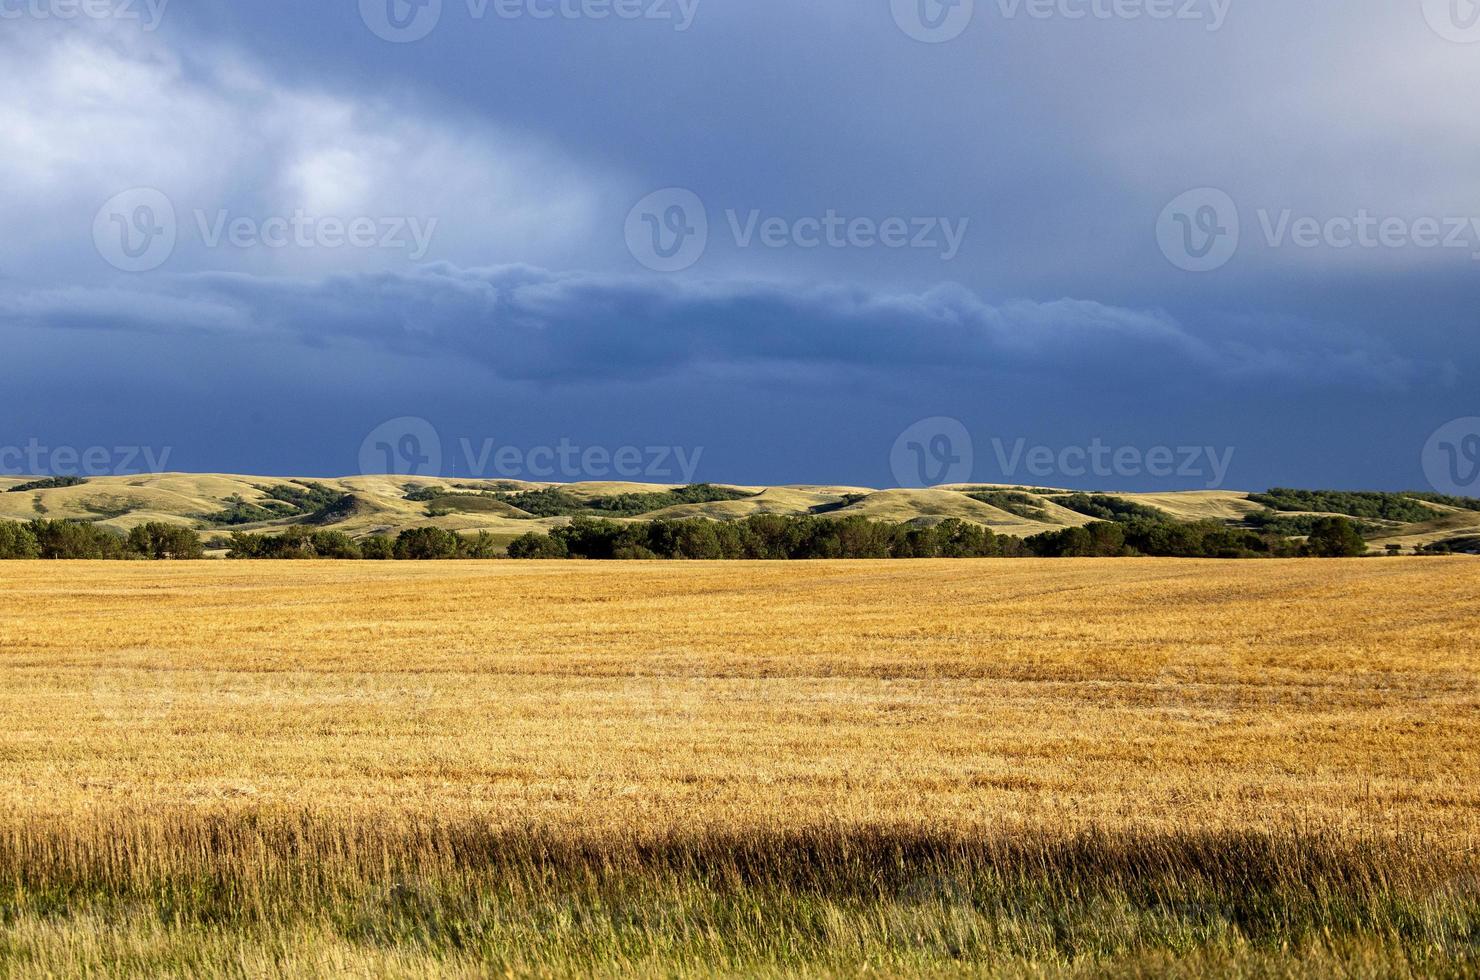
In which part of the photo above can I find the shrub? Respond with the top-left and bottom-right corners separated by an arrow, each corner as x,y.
206,483 -> 348,526
359,536 -> 396,560
590,484 -> 756,517
1404,491 -> 1480,513
394,527 -> 461,560
1054,494 -> 1168,523
1303,517 -> 1368,558
457,532 -> 501,559
306,531 -> 361,559
1027,523 -> 1130,557
1418,536 -> 1480,555
550,517 -> 629,559
964,491 -> 1051,520
1245,510 -> 1382,538
28,520 -> 126,559
496,488 -> 590,518
1250,489 -> 1434,524
208,494 -> 295,526
507,532 -> 570,559
227,529 -> 308,559
0,522 -> 40,559
935,519 -> 997,558
6,476 -> 87,493
224,527 -> 359,559
505,515 -> 1006,561
125,523 -> 204,560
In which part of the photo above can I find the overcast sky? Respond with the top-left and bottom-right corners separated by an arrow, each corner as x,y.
2,1 -> 1478,491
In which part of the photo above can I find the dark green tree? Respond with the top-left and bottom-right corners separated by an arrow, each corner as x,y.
457,532 -> 501,559
394,527 -> 462,560
359,536 -> 396,560
1303,517 -> 1367,558
29,520 -> 126,559
126,523 -> 205,560
507,532 -> 570,559
0,522 -> 40,559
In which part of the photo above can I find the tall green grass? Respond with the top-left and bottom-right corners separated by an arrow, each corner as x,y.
1,813 -> 1476,976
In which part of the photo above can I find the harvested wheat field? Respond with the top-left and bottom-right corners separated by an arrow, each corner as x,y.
1,559 -> 1478,976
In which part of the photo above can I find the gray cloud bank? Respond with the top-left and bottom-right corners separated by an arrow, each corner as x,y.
0,264 -> 1421,389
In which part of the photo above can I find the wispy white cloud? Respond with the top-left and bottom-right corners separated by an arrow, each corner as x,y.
0,23 -> 611,281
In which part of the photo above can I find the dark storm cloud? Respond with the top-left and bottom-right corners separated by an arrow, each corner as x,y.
0,265 -> 1422,389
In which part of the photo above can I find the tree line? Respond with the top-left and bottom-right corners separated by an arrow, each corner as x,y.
223,526 -> 502,560
506,514 -> 1368,560
0,513 -> 1372,561
0,520 -> 203,559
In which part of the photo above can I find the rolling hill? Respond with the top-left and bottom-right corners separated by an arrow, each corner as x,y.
3,474 -> 1477,555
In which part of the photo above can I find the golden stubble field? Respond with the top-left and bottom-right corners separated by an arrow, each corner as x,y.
1,557 -> 1477,840
2,558 -> 1479,976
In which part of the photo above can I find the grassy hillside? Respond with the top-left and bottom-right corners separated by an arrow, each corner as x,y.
2,474 -> 1478,554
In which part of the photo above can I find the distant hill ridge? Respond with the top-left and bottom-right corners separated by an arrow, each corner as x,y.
2,474 -> 1477,555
